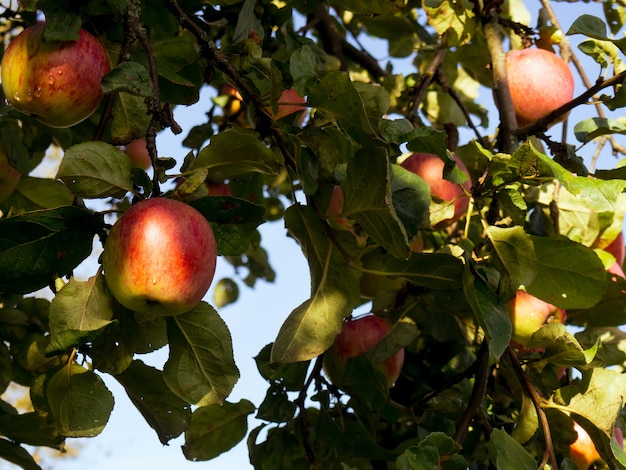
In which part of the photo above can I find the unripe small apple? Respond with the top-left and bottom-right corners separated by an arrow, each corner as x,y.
102,198 -> 217,316
505,48 -> 574,127
400,152 -> 471,228
1,23 -> 111,128
506,290 -> 566,346
323,314 -> 404,389
123,139 -> 152,170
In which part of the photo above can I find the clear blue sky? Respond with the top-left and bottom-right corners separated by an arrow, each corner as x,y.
10,1 -> 626,468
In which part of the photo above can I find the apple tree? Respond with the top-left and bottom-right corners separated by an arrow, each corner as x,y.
1,0 -> 626,468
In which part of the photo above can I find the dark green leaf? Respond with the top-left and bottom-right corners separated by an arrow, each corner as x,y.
164,303 -> 239,406
101,61 -> 153,97
46,364 -> 114,437
182,399 -> 255,461
0,439 -> 41,470
0,206 -> 103,294
488,428 -> 537,470
115,360 -> 192,445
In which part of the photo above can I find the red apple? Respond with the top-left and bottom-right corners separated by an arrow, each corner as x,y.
102,198 -> 217,316
123,139 -> 152,170
323,314 -> 404,389
505,48 -> 574,127
1,22 -> 111,128
605,232 -> 625,268
269,87 -> 307,124
0,142 -> 21,202
206,181 -> 232,196
400,152 -> 471,228
506,290 -> 566,346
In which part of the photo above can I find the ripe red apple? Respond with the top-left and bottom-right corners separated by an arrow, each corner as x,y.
505,48 -> 574,127
400,152 -> 471,228
506,290 -> 566,346
1,22 -> 111,128
323,314 -> 404,389
206,180 -> 232,196
123,139 -> 152,170
0,143 -> 21,202
269,87 -> 307,124
605,232 -> 625,268
102,198 -> 217,316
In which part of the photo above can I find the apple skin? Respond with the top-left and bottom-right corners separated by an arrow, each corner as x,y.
506,290 -> 566,346
269,87 -> 306,124
1,22 -> 111,128
569,422 -> 623,469
605,232 -> 625,268
0,142 -> 21,202
400,152 -> 471,228
323,315 -> 405,389
505,48 -> 574,127
102,198 -> 217,316
123,139 -> 152,170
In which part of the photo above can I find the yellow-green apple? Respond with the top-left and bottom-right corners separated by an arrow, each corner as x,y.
505,48 -> 574,127
400,152 -> 471,228
123,139 -> 152,170
1,22 -> 111,128
569,422 -> 623,469
102,197 -> 217,316
506,289 -> 566,346
269,87 -> 307,124
0,142 -> 21,202
323,314 -> 404,389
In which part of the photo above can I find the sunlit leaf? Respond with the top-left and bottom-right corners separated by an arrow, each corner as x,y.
164,303 -> 239,406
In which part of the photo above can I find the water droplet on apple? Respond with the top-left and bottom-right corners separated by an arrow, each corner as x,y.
33,87 -> 42,98
25,89 -> 33,102
152,276 -> 157,285
47,75 -> 55,85
13,91 -> 21,102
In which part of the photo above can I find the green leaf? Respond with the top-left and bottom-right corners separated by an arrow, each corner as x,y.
194,128 -> 283,179
574,117 -> 626,143
254,343 -> 309,391
567,273 -> 626,327
526,235 -> 607,309
256,384 -> 297,423
463,269 -> 511,361
0,206 -> 103,294
46,364 -> 114,437
0,176 -> 74,212
391,164 -> 431,236
270,204 -> 361,363
101,61 -> 153,97
56,142 -> 133,199
46,273 -> 114,354
109,92 -> 151,145
343,147 -> 409,259
331,0 -> 406,14
164,303 -> 239,406
361,249 -> 464,290
115,360 -> 192,445
424,0 -> 477,46
0,439 -> 42,470
233,0 -> 264,43
567,14 -> 626,52
488,428 -> 537,470
529,322 -> 598,366
182,399 -> 255,461
0,412 -> 63,448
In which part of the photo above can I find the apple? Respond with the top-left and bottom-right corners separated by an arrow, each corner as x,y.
206,180 -> 232,196
505,48 -> 574,127
400,152 -> 471,228
323,314 -> 404,389
1,22 -> 111,128
269,87 -> 307,124
605,232 -> 625,268
102,197 -> 217,316
123,139 -> 152,170
506,290 -> 566,346
569,422 -> 623,469
0,142 -> 21,202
